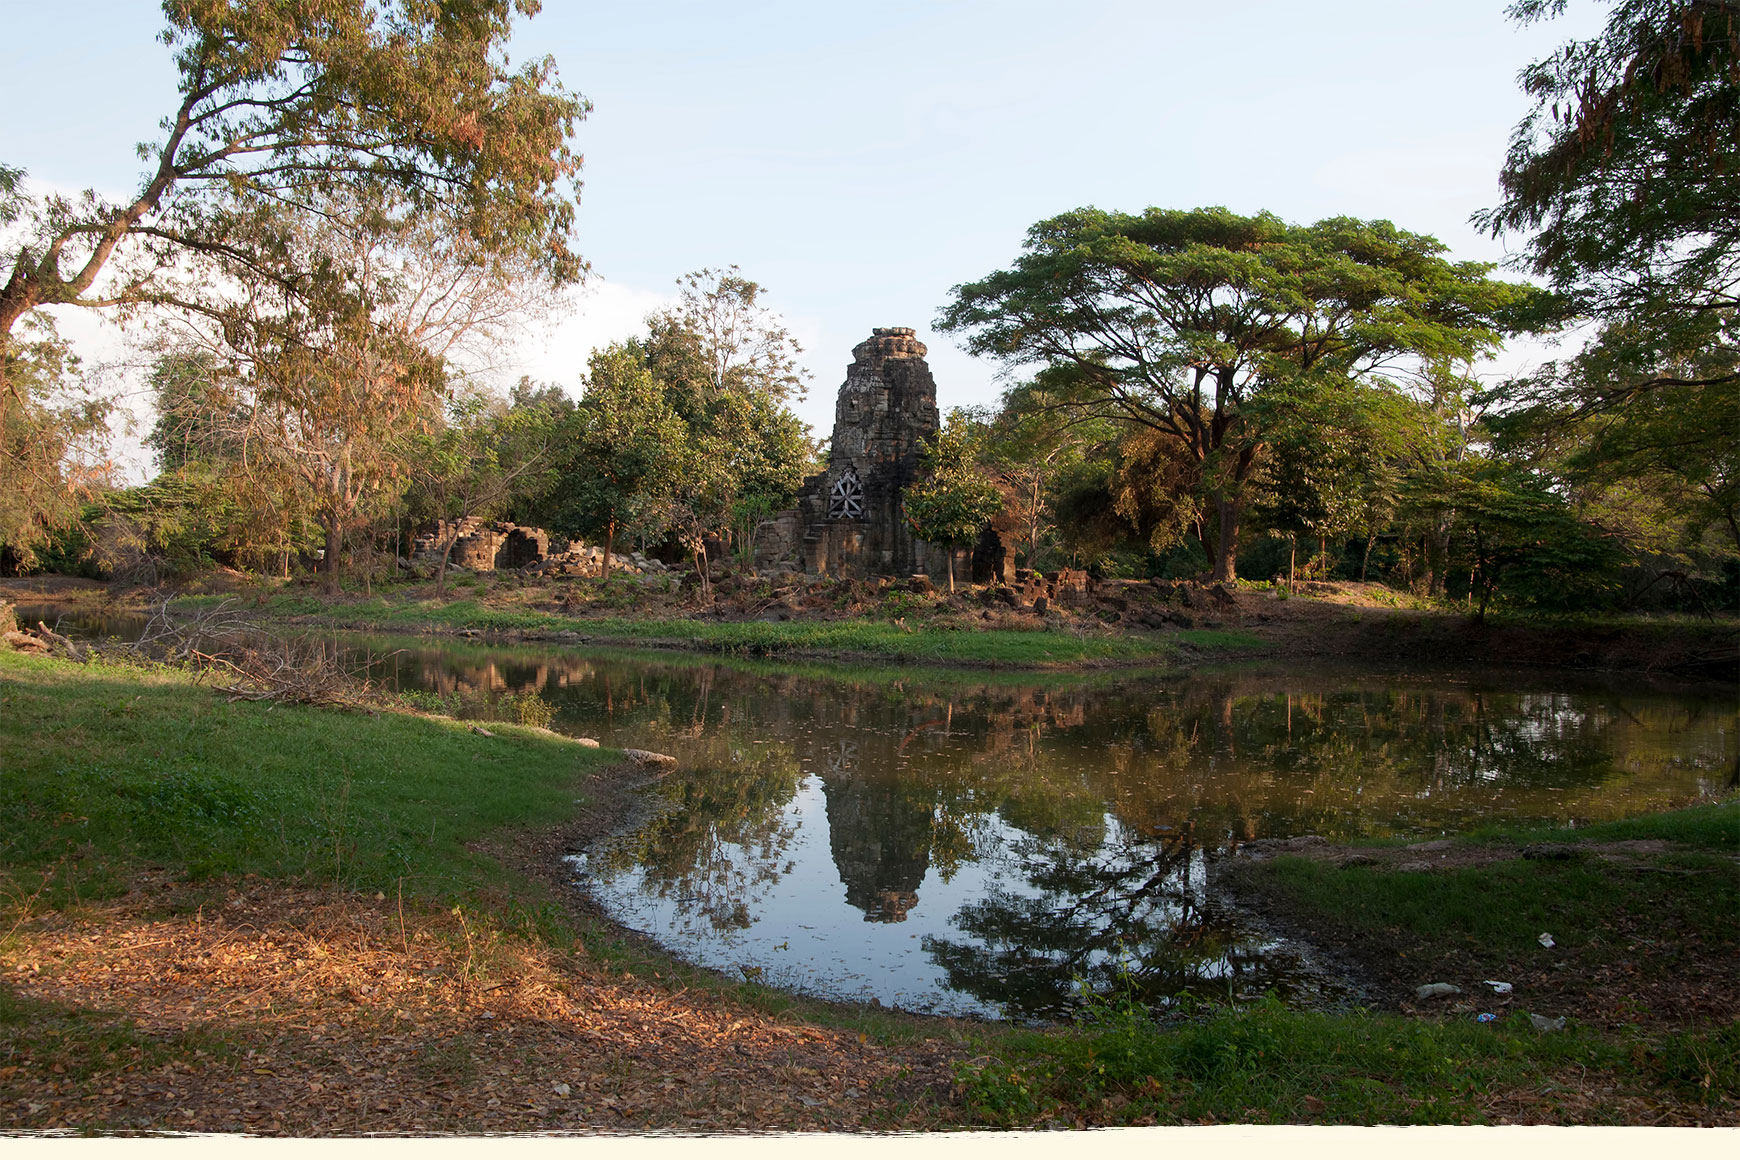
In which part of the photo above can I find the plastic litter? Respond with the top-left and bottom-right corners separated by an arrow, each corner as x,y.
1529,1014 -> 1567,1032
1416,983 -> 1463,1000
1476,1013 -> 1498,1023
1537,932 -> 1556,948
1484,980 -> 1514,994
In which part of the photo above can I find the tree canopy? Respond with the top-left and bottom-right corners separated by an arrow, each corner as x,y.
937,207 -> 1538,581
0,0 -> 585,572
1478,0 -> 1737,324
903,411 -> 1003,591
1478,0 -> 1737,574
0,0 -> 584,348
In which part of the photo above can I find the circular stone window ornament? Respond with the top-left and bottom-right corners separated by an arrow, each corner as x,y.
828,466 -> 864,520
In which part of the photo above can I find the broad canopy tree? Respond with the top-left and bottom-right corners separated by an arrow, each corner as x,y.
938,207 -> 1535,581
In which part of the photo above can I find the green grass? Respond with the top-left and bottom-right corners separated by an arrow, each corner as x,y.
178,592 -> 1263,667
1230,801 -> 1738,975
1463,798 -> 1740,850
0,650 -> 615,903
955,995 -> 1737,1125
1253,851 -> 1735,963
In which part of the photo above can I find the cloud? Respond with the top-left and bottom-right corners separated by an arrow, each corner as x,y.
495,279 -> 678,396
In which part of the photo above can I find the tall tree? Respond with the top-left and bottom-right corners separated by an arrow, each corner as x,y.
938,207 -> 1532,581
1477,0 -> 1737,582
1,1 -> 584,570
166,193 -> 553,591
641,267 -> 815,555
904,411 -> 1003,592
1479,0 -> 1737,331
530,343 -> 690,577
978,390 -> 1118,569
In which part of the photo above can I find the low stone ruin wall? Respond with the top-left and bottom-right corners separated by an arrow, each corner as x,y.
409,518 -> 665,578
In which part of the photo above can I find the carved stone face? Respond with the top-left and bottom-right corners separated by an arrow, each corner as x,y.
836,370 -> 879,426
828,466 -> 864,520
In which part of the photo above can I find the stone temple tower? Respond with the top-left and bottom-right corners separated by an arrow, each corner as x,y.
753,328 -> 943,578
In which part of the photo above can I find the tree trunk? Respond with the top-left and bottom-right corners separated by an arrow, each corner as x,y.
1210,495 -> 1241,583
601,518 -> 614,578
323,517 -> 344,595
1428,519 -> 1452,599
434,534 -> 456,598
1360,533 -> 1374,581
946,549 -> 955,593
1288,535 -> 1296,592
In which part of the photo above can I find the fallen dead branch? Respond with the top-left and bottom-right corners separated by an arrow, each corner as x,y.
119,599 -> 393,710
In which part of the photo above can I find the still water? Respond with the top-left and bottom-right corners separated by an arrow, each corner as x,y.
356,638 -> 1736,1020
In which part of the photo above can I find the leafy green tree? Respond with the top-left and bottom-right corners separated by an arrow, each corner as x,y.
903,411 -> 1003,592
1250,384 -> 1409,586
1477,1 -> 1736,592
938,207 -> 1533,581
1444,461 -> 1624,620
145,350 -> 245,473
519,269 -> 814,578
1479,0 -> 1736,331
978,390 -> 1120,569
640,267 -> 815,556
2,1 -> 584,574
531,344 -> 690,576
167,185 -> 563,591
0,317 -> 109,572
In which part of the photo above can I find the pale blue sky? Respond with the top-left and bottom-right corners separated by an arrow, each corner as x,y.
1,1 -> 1604,469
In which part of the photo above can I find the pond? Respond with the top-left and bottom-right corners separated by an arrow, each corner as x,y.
22,606 -> 1733,1018
353,637 -> 1735,1020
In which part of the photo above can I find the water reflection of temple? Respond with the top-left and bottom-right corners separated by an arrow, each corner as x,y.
819,763 -> 934,922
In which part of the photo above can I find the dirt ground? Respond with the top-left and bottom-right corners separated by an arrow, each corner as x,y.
0,884 -> 968,1133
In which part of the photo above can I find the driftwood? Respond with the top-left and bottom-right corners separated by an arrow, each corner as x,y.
120,599 -> 389,710
34,621 -> 88,662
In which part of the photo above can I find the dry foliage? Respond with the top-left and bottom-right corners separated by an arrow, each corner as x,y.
122,599 -> 388,709
0,879 -> 960,1134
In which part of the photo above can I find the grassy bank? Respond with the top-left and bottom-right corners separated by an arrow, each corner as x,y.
0,650 -> 616,902
177,591 -> 1260,667
2,650 -> 1735,1128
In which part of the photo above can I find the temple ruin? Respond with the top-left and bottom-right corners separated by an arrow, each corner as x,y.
756,327 -> 1012,581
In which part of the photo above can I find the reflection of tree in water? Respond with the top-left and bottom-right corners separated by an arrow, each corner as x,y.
924,831 -> 1296,1021
594,738 -> 803,932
